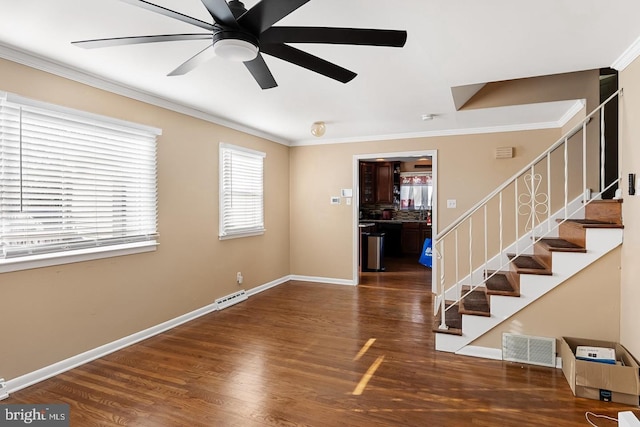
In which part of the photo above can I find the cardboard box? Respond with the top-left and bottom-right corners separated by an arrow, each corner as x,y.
561,337 -> 640,406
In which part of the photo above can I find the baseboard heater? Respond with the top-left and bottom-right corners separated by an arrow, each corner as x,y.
502,333 -> 556,368
215,290 -> 248,310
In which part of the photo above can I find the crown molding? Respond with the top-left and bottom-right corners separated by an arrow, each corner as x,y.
612,35 -> 640,71
0,42 -> 291,146
292,99 -> 584,147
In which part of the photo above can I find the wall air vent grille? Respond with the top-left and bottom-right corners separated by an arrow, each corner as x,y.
495,146 -> 514,159
502,333 -> 556,368
215,290 -> 248,310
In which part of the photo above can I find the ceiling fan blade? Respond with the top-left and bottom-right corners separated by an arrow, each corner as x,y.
244,54 -> 277,89
168,45 -> 216,76
119,0 -> 214,31
239,0 -> 311,35
261,43 -> 356,84
200,0 -> 239,28
72,34 -> 212,49
261,27 -> 407,47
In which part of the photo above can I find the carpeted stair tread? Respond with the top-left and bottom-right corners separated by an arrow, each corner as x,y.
459,286 -> 490,316
509,254 -> 545,269
433,302 -> 462,335
507,254 -> 552,275
537,238 -> 586,252
557,219 -> 624,228
485,271 -> 519,296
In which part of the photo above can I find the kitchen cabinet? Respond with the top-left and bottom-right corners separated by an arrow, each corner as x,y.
376,222 -> 402,257
360,163 -> 375,204
402,222 -> 431,255
360,161 -> 400,206
375,162 -> 393,204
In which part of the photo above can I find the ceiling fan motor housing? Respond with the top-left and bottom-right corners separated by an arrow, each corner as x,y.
212,27 -> 259,61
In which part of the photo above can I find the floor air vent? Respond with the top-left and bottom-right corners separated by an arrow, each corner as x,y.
215,290 -> 248,310
502,333 -> 556,368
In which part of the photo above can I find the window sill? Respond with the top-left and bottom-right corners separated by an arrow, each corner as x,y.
219,230 -> 265,240
0,241 -> 158,273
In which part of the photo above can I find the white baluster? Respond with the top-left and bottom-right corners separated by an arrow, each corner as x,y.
600,107 -> 606,193
499,192 -> 503,256
455,229 -> 459,298
439,240 -> 447,330
583,121 -> 588,204
514,179 -> 519,255
484,205 -> 488,271
564,138 -> 569,218
530,166 -> 535,237
547,153 -> 551,233
469,217 -> 473,286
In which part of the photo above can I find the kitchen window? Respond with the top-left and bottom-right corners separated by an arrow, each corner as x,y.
400,172 -> 432,210
219,143 -> 265,239
0,92 -> 160,272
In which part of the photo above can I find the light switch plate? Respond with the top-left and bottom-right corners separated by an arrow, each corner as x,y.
330,196 -> 341,205
447,199 -> 457,208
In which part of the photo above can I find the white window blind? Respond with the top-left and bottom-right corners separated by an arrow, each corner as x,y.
0,92 -> 160,259
219,143 -> 265,239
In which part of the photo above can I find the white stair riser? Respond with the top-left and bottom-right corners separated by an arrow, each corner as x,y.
436,227 -> 622,353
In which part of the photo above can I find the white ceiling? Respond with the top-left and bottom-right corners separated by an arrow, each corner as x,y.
1,0 -> 639,145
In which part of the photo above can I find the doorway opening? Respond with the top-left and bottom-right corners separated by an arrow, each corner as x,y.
352,150 -> 437,286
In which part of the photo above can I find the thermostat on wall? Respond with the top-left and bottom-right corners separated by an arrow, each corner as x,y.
341,188 -> 353,197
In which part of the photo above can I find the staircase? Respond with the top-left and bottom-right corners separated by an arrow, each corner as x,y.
432,89 -> 623,354
434,199 -> 623,353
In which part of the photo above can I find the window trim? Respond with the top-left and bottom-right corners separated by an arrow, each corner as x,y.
0,241 -> 157,274
0,91 -> 161,271
219,142 -> 266,240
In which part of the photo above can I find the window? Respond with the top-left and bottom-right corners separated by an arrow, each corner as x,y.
0,92 -> 160,270
219,143 -> 265,239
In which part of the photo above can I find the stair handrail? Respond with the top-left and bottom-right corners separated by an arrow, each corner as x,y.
435,88 -> 623,243
434,88 -> 622,330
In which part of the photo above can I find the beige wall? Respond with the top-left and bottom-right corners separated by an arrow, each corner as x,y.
290,129 -> 562,279
0,58 -> 291,379
619,56 -> 640,357
472,247 -> 621,349
462,70 -> 600,111
463,70 -> 601,193
0,56 -> 612,381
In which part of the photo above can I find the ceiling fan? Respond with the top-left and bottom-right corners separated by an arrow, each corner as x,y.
72,0 -> 408,89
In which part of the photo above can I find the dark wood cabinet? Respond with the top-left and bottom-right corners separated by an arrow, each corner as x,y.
402,222 -> 432,255
375,162 -> 393,204
360,163 -> 376,204
360,161 -> 401,206
420,225 -> 432,244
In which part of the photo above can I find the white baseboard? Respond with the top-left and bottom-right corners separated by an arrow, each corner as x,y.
5,274 -> 291,397
289,275 -> 356,286
455,345 -> 503,361
245,276 -> 291,297
455,346 -> 562,369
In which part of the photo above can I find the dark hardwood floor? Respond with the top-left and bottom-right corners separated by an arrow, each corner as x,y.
4,256 -> 634,426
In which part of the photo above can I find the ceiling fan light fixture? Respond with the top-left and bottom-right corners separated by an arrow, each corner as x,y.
311,121 -> 326,137
213,38 -> 258,62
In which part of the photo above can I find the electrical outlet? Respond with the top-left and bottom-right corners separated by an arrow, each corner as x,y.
236,272 -> 243,285
0,378 -> 8,400
447,199 -> 457,209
